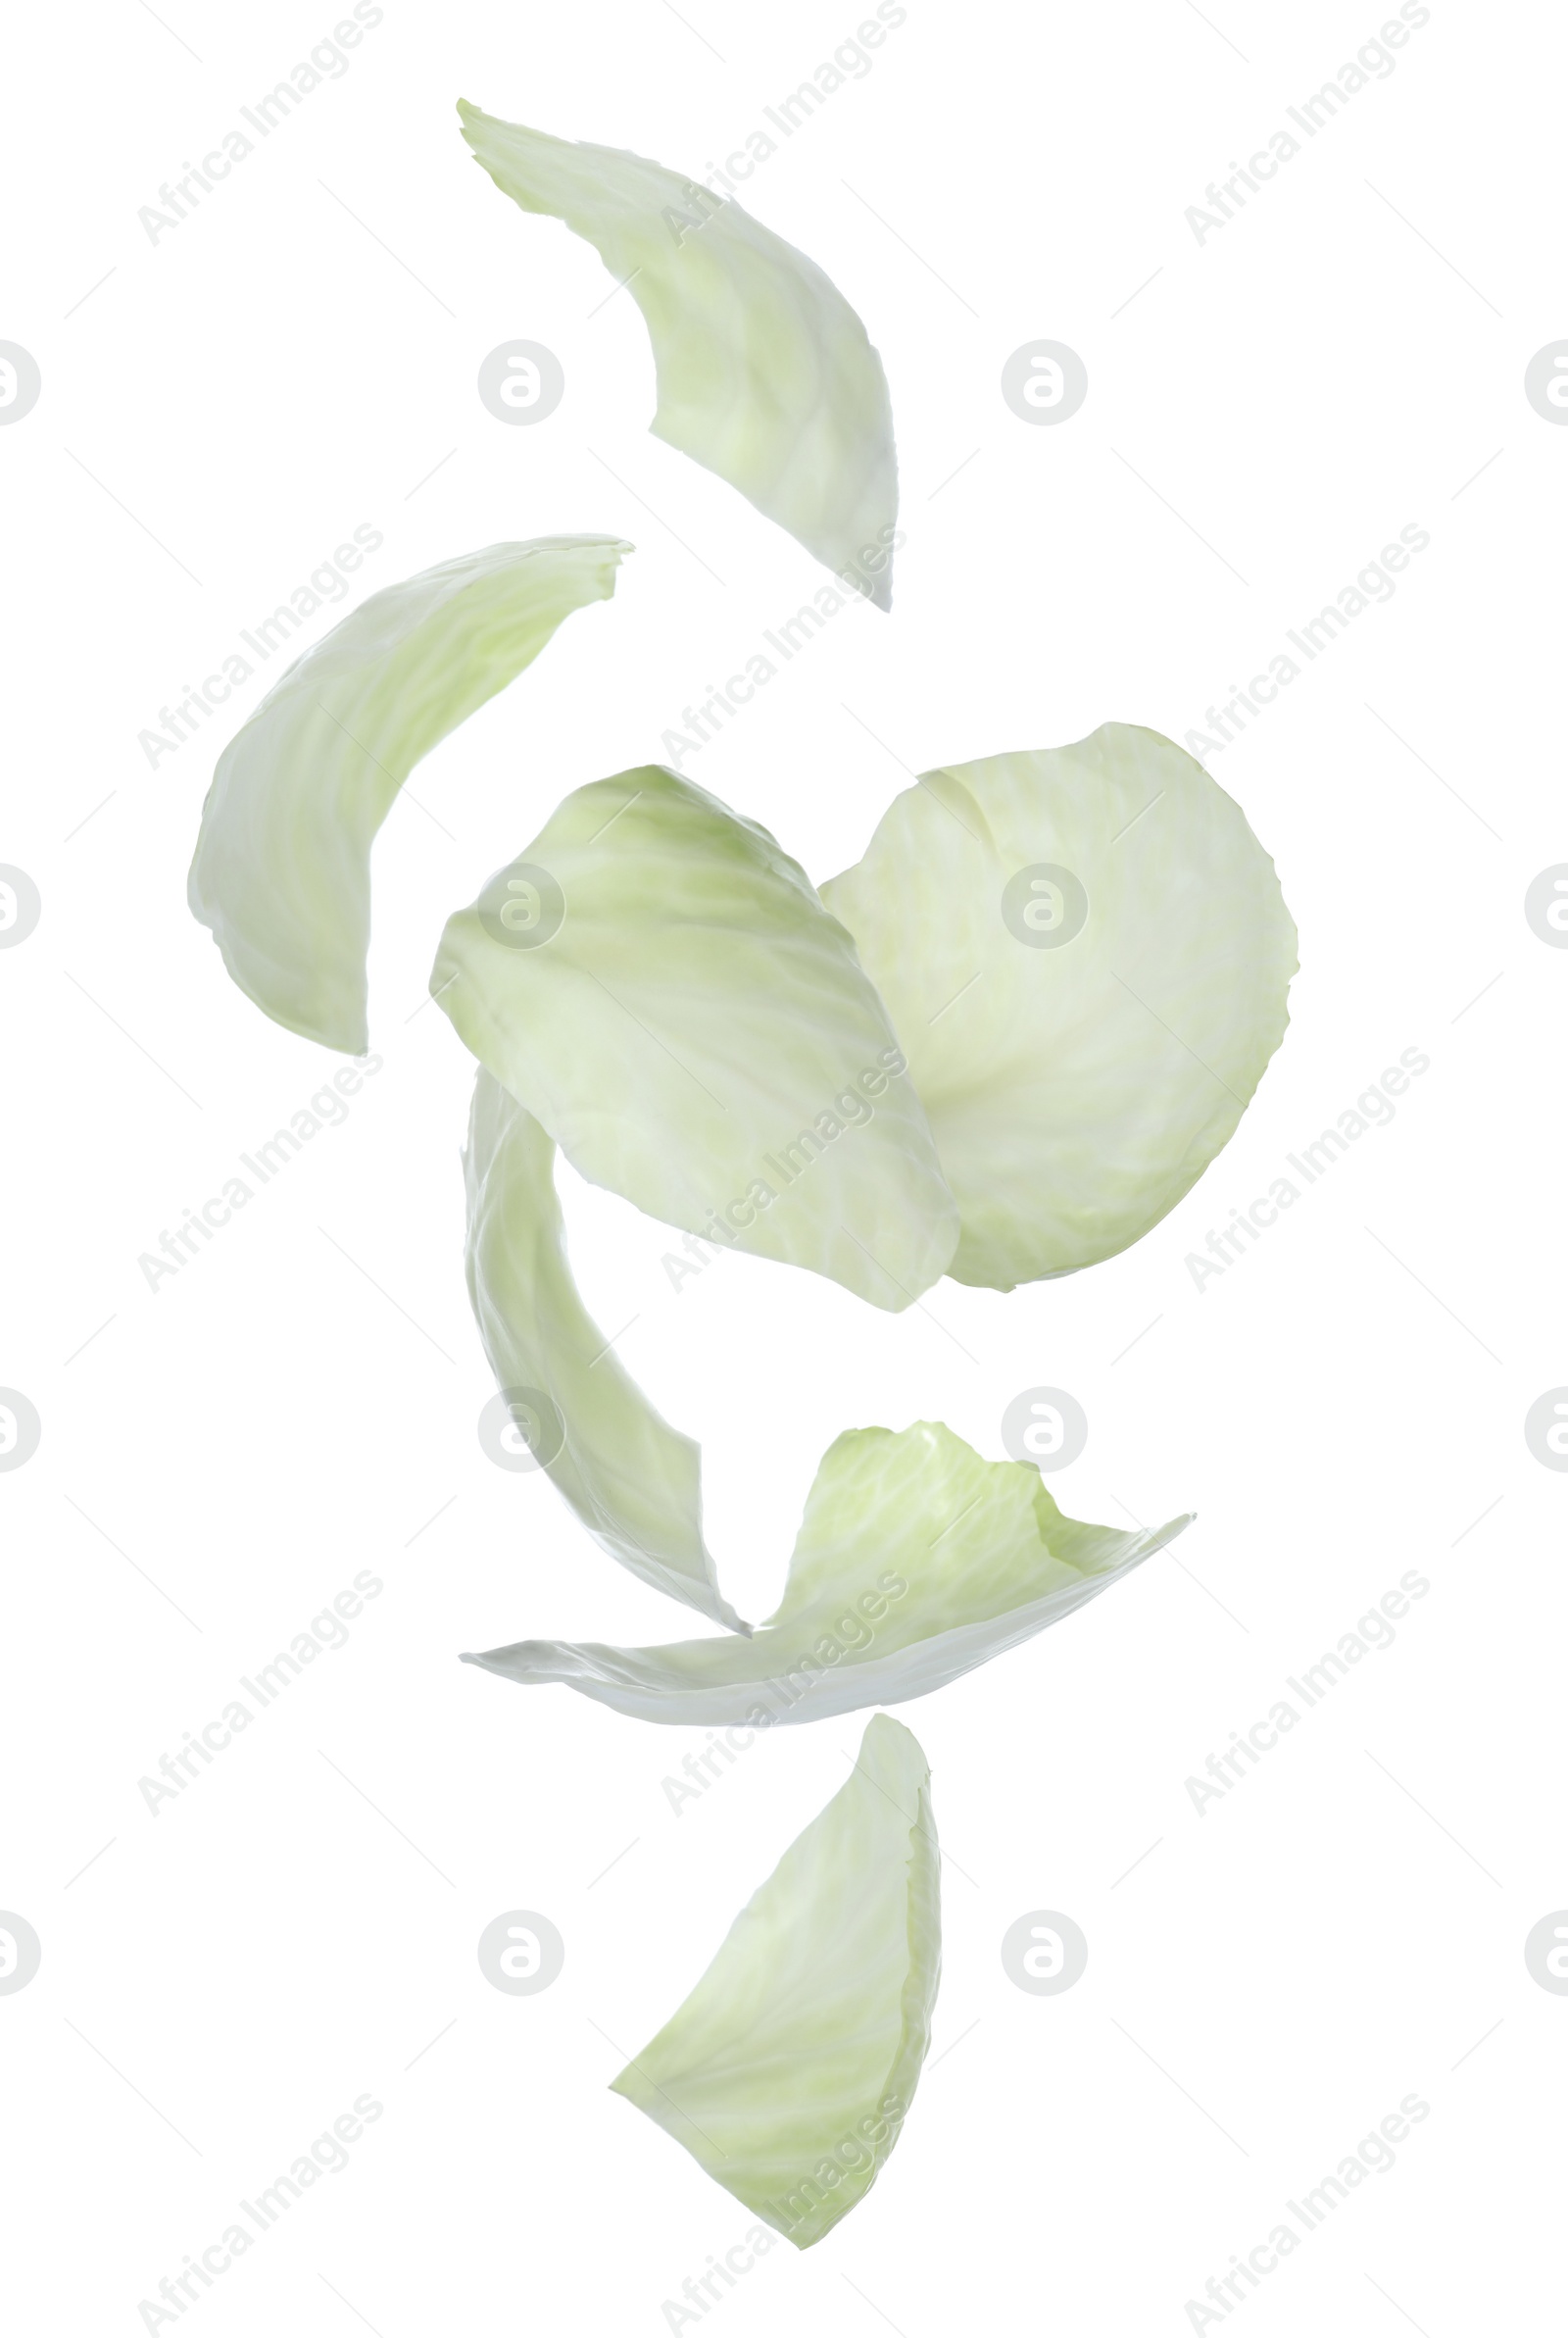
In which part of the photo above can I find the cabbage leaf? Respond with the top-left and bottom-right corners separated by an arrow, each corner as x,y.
432,765 -> 957,1312
611,1713 -> 939,2246
188,536 -> 629,1052
820,724 -> 1297,1287
463,1418 -> 1190,1720
466,1066 -> 746,1632
458,102 -> 899,606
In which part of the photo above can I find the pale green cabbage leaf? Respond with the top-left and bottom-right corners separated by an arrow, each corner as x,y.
462,1418 -> 1190,1719
459,102 -> 899,607
612,1713 -> 939,2246
431,765 -> 958,1312
188,536 -> 629,1052
820,724 -> 1298,1288
466,1066 -> 746,1632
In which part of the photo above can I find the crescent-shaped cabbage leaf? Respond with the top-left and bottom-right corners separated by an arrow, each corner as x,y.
466,1066 -> 746,1632
188,536 -> 630,1052
458,101 -> 899,606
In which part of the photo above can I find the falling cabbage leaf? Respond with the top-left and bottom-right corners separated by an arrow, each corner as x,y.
820,724 -> 1298,1288
188,536 -> 629,1052
466,1067 -> 747,1632
463,1418 -> 1190,1720
611,1712 -> 939,2246
459,101 -> 900,606
432,764 -> 958,1313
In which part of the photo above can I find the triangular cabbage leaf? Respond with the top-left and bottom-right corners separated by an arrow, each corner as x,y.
611,1713 -> 939,2246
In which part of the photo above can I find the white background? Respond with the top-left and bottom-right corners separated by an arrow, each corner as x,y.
2,0 -> 1563,2330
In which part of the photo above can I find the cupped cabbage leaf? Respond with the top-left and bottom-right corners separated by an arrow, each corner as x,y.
432,765 -> 958,1312
463,1418 -> 1190,1720
611,1713 -> 939,2246
458,102 -> 899,607
188,536 -> 629,1052
820,723 -> 1298,1288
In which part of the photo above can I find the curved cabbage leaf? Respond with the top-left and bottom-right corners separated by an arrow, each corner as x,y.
188,536 -> 629,1052
466,1066 -> 746,1632
431,765 -> 958,1312
820,723 -> 1298,1288
458,102 -> 899,607
462,1418 -> 1190,1720
611,1713 -> 939,2246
